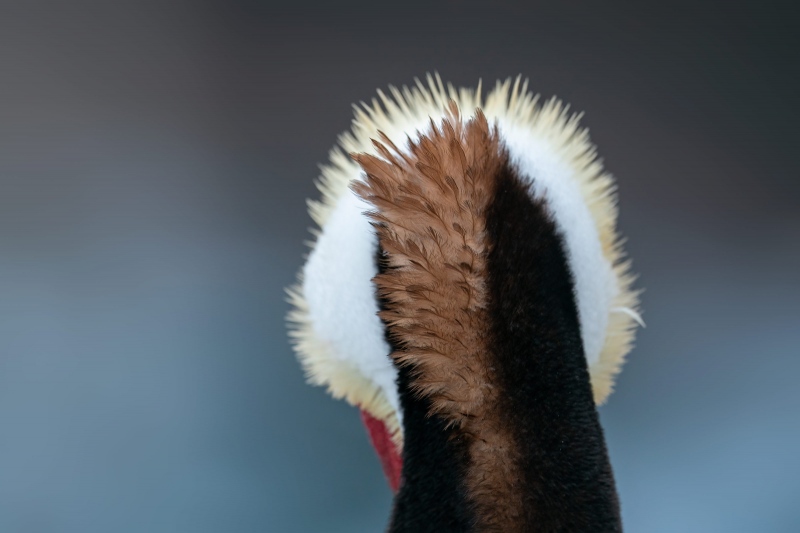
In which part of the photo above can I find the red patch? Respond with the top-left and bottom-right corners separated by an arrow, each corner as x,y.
360,410 -> 402,492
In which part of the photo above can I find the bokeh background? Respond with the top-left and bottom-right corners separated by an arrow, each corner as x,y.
1,1 -> 798,531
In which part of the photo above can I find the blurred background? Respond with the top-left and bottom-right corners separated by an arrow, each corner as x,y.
1,1 -> 798,531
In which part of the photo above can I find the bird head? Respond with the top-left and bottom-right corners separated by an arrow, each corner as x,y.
287,74 -> 641,499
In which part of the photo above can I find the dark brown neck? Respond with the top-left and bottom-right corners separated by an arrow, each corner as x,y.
382,167 -> 621,533
354,111 -> 621,532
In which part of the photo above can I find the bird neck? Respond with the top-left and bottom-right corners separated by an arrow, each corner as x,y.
383,169 -> 621,533
354,110 -> 621,532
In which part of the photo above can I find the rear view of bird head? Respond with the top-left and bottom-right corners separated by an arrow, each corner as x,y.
287,74 -> 641,532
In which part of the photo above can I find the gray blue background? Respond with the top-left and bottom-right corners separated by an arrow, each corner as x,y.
1,1 -> 798,531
